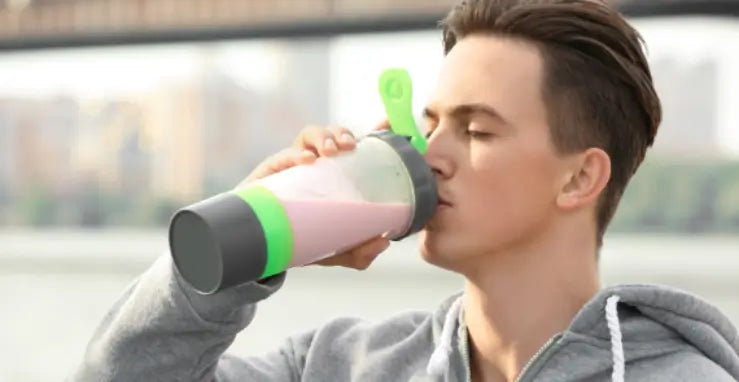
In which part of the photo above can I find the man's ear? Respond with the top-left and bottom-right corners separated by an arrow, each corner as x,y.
556,148 -> 611,211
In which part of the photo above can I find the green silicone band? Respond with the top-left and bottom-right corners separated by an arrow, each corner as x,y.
378,68 -> 428,154
234,186 -> 293,278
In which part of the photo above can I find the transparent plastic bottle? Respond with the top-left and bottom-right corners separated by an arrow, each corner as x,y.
169,130 -> 436,294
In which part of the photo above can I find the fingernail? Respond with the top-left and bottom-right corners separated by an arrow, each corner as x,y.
324,139 -> 337,150
340,133 -> 354,144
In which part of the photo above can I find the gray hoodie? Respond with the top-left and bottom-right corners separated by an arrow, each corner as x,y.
72,253 -> 739,381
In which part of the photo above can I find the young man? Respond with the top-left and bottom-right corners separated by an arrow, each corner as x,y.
73,0 -> 739,381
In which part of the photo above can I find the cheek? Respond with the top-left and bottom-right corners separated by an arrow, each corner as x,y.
464,145 -> 559,236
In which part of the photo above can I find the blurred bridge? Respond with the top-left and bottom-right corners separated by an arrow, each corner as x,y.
0,0 -> 738,50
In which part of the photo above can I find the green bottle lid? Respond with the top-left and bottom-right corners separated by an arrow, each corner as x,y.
378,68 -> 428,154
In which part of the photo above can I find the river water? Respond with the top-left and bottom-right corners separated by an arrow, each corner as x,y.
1,229 -> 737,381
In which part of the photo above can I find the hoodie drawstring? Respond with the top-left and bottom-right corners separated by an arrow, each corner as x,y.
605,295 -> 625,382
428,294 -> 626,381
427,295 -> 463,377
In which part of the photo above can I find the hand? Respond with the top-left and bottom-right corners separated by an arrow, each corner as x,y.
238,121 -> 392,270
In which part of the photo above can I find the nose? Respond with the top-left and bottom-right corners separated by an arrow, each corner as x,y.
423,127 -> 454,179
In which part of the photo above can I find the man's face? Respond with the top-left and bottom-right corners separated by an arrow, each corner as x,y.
419,34 -> 569,269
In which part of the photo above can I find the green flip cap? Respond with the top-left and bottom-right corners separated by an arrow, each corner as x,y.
378,68 -> 428,155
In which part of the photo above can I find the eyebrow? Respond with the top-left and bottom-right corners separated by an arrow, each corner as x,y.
423,103 -> 508,125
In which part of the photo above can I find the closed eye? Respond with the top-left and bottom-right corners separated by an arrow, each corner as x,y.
466,130 -> 493,139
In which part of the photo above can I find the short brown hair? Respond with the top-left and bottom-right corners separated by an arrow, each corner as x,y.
441,0 -> 662,246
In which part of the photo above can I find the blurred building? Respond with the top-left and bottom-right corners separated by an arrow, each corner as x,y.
0,101 -> 16,220
651,57 -> 720,156
633,17 -> 739,159
0,40 -> 331,213
141,82 -> 204,203
0,97 -> 78,194
0,101 -> 15,180
197,39 -> 331,197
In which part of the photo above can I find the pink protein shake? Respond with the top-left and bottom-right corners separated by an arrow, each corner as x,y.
281,199 -> 413,267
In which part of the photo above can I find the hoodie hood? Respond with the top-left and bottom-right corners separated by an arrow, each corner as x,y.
427,284 -> 739,381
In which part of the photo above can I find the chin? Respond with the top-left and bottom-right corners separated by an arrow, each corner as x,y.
419,226 -> 510,273
418,229 -> 457,269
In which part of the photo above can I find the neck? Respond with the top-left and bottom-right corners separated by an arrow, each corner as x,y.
460,224 -> 600,382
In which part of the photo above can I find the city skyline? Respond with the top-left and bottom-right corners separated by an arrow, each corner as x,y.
0,24 -> 737,228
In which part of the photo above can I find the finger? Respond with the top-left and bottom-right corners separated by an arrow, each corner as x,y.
345,237 -> 391,270
294,149 -> 318,165
261,148 -> 314,175
241,148 -> 316,185
326,126 -> 356,150
315,236 -> 390,270
374,119 -> 391,131
294,126 -> 339,157
314,250 -> 377,270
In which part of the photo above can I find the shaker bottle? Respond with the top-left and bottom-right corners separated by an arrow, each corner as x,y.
168,68 -> 437,294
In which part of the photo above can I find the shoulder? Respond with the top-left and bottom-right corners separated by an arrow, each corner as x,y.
308,292 -> 463,348
285,309 -> 433,359
283,292 -> 464,366
284,310 -> 433,375
628,349 -> 736,381
311,310 -> 432,346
